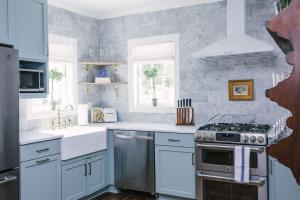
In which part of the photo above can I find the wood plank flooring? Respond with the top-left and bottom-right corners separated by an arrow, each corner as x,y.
93,191 -> 156,200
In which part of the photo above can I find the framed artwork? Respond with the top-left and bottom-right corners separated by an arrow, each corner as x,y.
228,80 -> 254,101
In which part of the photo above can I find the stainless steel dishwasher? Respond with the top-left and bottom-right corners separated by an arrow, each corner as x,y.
114,130 -> 155,194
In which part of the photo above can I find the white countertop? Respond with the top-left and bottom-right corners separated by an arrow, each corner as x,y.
20,131 -> 64,145
89,122 -> 199,134
20,122 -> 198,145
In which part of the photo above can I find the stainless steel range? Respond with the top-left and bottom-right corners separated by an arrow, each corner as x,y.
195,123 -> 271,200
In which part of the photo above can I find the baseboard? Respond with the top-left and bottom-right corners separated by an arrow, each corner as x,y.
83,185 -> 120,200
158,194 -> 195,200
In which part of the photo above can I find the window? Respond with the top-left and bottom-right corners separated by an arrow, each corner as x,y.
128,34 -> 179,113
21,35 -> 78,119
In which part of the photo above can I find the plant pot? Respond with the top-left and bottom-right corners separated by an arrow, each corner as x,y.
152,98 -> 158,107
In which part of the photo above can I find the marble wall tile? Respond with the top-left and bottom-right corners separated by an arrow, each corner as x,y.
98,0 -> 291,125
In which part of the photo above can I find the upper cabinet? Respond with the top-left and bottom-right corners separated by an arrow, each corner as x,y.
14,0 -> 48,62
0,0 -> 15,45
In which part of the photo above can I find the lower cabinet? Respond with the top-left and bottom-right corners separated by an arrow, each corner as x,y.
62,159 -> 87,200
155,145 -> 195,199
269,157 -> 300,200
87,155 -> 107,195
62,151 -> 107,200
21,154 -> 61,200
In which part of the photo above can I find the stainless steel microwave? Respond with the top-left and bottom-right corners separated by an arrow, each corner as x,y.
19,69 -> 45,92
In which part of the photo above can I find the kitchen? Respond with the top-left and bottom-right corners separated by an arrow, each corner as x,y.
0,0 -> 300,200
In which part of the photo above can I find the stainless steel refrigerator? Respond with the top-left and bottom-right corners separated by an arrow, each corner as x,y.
0,44 -> 20,200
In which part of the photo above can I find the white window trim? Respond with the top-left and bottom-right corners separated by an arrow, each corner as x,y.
128,33 -> 180,113
24,34 -> 78,120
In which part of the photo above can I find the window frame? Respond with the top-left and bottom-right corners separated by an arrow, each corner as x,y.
128,34 -> 180,113
22,34 -> 78,119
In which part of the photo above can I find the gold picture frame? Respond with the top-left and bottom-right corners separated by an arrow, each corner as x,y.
228,80 -> 254,101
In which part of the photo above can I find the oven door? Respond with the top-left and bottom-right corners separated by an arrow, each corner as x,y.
196,143 -> 267,176
196,170 -> 267,200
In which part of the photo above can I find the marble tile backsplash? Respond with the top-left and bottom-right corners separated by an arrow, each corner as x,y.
98,0 -> 291,125
20,0 -> 291,131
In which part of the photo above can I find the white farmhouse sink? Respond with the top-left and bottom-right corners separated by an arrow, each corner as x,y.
43,126 -> 107,160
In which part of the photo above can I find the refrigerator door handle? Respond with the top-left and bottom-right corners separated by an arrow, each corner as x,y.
0,176 -> 18,185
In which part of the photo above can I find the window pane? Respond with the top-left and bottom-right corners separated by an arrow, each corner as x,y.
135,60 -> 175,108
49,61 -> 74,109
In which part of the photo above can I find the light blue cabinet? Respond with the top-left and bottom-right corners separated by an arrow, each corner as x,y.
269,157 -> 300,200
87,155 -> 107,195
62,151 -> 107,200
14,0 -> 48,61
62,160 -> 87,200
155,138 -> 195,199
20,139 -> 62,200
0,0 -> 14,45
21,154 -> 61,200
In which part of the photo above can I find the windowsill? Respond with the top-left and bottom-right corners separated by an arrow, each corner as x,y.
22,110 -> 77,120
129,106 -> 176,113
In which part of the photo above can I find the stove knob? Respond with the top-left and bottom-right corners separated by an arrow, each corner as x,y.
203,134 -> 208,140
242,135 -> 249,143
250,136 -> 257,143
258,136 -> 265,144
198,134 -> 203,140
209,135 -> 215,141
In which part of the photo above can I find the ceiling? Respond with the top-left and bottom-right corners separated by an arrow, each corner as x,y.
48,0 -> 223,20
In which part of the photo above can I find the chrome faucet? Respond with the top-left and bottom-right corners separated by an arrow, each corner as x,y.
51,104 -> 74,130
64,104 -> 74,111
63,104 -> 74,128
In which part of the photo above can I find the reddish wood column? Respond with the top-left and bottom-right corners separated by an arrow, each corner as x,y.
266,0 -> 300,185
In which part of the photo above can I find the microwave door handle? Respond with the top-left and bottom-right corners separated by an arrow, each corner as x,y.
196,172 -> 266,187
196,144 -> 264,153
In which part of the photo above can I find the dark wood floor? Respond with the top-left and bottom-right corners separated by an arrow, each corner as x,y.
93,191 -> 156,200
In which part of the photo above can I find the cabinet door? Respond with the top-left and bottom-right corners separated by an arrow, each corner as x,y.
15,0 -> 48,61
21,154 -> 61,200
155,146 -> 195,199
62,159 -> 87,200
269,158 -> 300,200
0,0 -> 14,44
87,154 -> 107,195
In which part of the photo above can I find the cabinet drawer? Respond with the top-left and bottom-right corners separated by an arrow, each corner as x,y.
21,139 -> 61,162
155,132 -> 194,148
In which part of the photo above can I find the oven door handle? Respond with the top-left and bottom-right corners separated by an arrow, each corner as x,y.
196,144 -> 264,153
196,172 -> 266,187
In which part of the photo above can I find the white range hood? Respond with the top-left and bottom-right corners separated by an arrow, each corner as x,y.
193,0 -> 274,58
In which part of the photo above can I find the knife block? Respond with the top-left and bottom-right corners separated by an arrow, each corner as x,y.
176,107 -> 195,126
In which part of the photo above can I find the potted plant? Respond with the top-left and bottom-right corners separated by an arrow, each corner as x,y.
144,67 -> 159,106
49,68 -> 63,110
275,0 -> 291,13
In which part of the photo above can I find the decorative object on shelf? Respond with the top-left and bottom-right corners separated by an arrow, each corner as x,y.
91,107 -> 117,123
176,99 -> 195,126
144,67 -> 158,106
94,69 -> 111,84
80,61 -> 127,96
270,111 -> 293,143
49,68 -> 63,110
228,80 -> 254,101
265,0 -> 300,185
98,69 -> 109,77
94,77 -> 111,84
